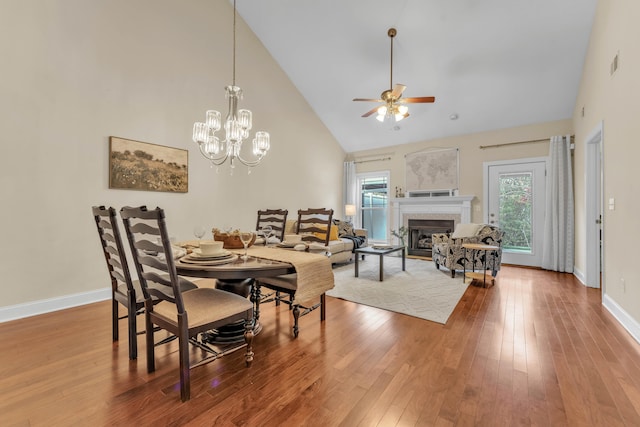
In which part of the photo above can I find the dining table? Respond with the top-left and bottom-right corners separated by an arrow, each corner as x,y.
174,243 -> 334,342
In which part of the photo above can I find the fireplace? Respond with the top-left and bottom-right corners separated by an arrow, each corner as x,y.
407,219 -> 455,257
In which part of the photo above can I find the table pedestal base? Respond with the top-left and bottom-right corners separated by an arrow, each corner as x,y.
202,278 -> 262,344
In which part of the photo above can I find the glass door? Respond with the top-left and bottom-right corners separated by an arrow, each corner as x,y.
486,159 -> 546,267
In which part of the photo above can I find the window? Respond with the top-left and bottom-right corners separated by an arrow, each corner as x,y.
357,172 -> 389,242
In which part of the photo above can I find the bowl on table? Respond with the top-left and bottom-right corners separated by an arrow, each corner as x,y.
213,232 -> 256,249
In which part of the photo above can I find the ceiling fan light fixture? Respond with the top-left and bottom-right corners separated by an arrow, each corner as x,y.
354,28 -> 435,120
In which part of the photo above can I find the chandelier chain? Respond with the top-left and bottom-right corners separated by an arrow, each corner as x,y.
232,0 -> 236,86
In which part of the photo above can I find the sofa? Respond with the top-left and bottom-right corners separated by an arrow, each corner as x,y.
431,223 -> 504,278
283,219 -> 368,264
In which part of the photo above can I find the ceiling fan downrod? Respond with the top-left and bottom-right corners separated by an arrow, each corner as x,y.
388,28 -> 396,93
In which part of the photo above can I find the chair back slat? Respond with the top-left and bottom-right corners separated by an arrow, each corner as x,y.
129,221 -> 161,236
98,219 -> 113,230
137,253 -> 171,272
111,269 -> 126,284
120,206 -> 186,314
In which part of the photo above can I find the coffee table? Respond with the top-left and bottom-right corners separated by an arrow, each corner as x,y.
353,245 -> 406,281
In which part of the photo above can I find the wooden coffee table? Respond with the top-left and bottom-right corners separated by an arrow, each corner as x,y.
353,245 -> 406,281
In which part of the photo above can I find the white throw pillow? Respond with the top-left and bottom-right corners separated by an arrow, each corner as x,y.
451,223 -> 483,239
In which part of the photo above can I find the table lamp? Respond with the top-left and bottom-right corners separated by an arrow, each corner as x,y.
345,204 -> 356,222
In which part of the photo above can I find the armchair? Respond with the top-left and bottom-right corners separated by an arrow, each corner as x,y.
432,224 -> 504,278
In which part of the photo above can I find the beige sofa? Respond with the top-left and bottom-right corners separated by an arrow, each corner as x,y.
283,219 -> 368,264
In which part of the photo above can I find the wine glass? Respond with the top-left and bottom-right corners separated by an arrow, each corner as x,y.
239,231 -> 253,260
260,225 -> 272,245
193,225 -> 206,243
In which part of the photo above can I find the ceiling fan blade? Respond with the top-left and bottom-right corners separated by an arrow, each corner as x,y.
401,96 -> 436,103
391,84 -> 406,98
353,98 -> 383,102
362,106 -> 380,118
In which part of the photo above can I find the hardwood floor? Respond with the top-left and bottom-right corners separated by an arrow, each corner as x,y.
2,265 -> 640,426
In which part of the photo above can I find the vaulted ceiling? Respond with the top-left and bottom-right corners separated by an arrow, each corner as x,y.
236,0 -> 597,153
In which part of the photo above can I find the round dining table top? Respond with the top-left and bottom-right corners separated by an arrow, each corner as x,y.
175,253 -> 294,280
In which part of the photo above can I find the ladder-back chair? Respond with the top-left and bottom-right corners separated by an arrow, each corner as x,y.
92,205 -> 142,360
120,205 -> 254,401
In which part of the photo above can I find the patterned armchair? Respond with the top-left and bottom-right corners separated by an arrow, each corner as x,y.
432,224 -> 504,278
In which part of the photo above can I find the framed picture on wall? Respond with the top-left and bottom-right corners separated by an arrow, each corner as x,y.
405,148 -> 459,193
109,136 -> 188,193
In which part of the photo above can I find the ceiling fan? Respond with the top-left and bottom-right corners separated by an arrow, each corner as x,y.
353,28 -> 435,122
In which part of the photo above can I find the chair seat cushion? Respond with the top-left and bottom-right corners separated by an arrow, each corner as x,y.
259,274 -> 298,291
153,288 -> 252,329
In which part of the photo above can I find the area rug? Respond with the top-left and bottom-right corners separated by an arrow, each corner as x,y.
327,256 -> 468,324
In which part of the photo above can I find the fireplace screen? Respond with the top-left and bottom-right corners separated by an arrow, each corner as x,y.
407,219 -> 455,257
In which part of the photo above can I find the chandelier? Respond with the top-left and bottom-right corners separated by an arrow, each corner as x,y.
192,0 -> 270,169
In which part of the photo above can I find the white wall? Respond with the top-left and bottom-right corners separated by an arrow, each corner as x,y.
0,0 -> 344,317
573,0 -> 640,334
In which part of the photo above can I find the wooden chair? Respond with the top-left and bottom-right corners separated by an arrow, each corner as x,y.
92,206 -> 198,360
296,208 -> 334,245
256,209 -> 288,242
255,208 -> 334,338
92,206 -> 143,360
120,206 -> 254,402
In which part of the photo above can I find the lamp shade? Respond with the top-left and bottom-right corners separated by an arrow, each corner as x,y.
345,204 -> 356,216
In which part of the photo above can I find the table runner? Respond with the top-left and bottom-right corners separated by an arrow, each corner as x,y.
240,246 -> 334,304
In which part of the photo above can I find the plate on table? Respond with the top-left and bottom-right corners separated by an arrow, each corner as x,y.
277,242 -> 301,248
189,249 -> 232,259
179,254 -> 238,265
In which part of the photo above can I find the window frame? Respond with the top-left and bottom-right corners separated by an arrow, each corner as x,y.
356,170 -> 391,244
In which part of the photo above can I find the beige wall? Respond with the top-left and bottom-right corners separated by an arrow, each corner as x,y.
573,0 -> 640,324
0,0 -> 344,312
350,119 -> 572,225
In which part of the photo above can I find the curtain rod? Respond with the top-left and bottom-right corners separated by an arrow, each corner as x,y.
479,135 -> 574,149
354,156 -> 392,164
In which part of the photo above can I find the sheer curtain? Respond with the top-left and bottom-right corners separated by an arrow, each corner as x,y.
542,135 -> 574,272
343,161 -> 356,220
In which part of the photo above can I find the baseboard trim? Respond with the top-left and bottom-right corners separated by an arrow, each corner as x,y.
573,265 -> 586,285
0,288 -> 111,323
603,293 -> 640,345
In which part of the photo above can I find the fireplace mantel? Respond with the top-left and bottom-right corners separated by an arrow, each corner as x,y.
391,196 -> 475,244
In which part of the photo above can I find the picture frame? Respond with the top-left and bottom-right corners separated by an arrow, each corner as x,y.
405,147 -> 459,193
109,136 -> 188,193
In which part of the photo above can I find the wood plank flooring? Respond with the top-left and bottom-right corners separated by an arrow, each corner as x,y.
2,265 -> 640,426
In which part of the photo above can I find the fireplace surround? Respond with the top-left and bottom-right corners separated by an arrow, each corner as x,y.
391,195 -> 474,252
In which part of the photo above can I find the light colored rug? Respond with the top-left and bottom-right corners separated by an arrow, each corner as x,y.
327,256 -> 468,324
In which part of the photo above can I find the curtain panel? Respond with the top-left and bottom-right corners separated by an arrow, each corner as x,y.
541,135 -> 574,272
